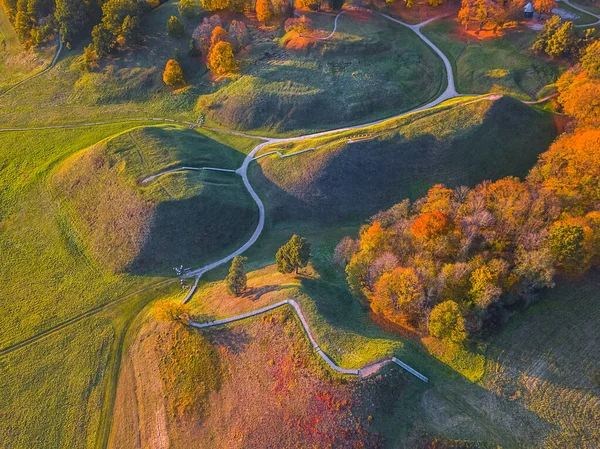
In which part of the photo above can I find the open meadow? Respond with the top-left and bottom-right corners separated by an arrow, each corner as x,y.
1,0 -> 599,447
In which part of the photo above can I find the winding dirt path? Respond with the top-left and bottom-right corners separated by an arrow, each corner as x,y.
299,11 -> 344,40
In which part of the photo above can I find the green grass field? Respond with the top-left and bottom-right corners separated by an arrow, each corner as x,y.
555,2 -> 599,25
422,20 -> 564,100
249,96 -> 557,223
569,0 -> 600,15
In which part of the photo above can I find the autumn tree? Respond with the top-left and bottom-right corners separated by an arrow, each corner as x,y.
372,267 -> 424,325
276,234 -> 311,274
256,0 -> 272,24
468,259 -> 509,309
229,20 -> 249,51
532,16 -> 578,59
202,0 -> 230,10
210,25 -> 228,46
458,0 -> 498,31
207,40 -> 238,75
411,211 -> 453,241
167,15 -> 184,37
429,301 -> 467,344
285,15 -> 313,34
582,40 -> 600,78
163,59 -> 185,86
533,0 -> 556,16
548,223 -> 585,271
226,256 -> 248,296
154,300 -> 191,324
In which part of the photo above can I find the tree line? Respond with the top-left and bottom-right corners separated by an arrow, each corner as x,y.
335,41 -> 600,347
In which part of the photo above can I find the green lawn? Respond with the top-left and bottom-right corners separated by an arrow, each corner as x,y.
555,2 -> 599,25
422,20 -> 564,100
249,96 -> 557,223
569,0 -> 600,15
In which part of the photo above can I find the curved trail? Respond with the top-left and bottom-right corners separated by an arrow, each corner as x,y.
559,0 -> 600,27
300,11 -> 344,40
191,299 -> 429,381
0,32 -> 63,99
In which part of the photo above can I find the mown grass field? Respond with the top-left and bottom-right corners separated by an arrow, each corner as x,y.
556,2 -> 599,25
422,19 -> 564,100
249,96 -> 557,223
570,0 -> 600,14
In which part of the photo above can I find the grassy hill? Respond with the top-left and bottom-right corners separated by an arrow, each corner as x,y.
422,20 -> 564,100
249,96 -> 557,223
53,125 -> 257,274
196,10 -> 445,134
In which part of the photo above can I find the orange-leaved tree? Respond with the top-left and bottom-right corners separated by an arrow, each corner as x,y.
256,0 -> 272,24
163,59 -> 185,86
411,211 -> 453,241
207,40 -> 238,75
372,266 -> 424,325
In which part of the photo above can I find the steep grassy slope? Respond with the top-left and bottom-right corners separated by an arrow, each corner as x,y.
53,125 -> 258,274
422,20 -> 563,100
197,10 -> 445,134
109,305 -> 422,449
249,96 -> 557,222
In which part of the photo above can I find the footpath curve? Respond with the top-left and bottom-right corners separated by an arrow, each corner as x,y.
0,32 -> 63,99
190,299 -> 429,382
558,0 -> 600,27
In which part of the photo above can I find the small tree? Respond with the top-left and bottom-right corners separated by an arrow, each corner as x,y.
168,15 -> 185,37
276,234 -> 311,274
533,0 -> 557,16
163,59 -> 186,86
429,301 -> 467,344
226,256 -> 248,296
207,40 -> 238,75
210,25 -> 228,46
179,0 -> 195,17
256,0 -> 272,24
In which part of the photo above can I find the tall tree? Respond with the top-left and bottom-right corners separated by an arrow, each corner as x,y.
163,59 -> 185,86
226,256 -> 248,296
276,235 -> 311,274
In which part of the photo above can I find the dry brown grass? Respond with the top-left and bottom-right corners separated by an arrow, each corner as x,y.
110,306 -> 387,449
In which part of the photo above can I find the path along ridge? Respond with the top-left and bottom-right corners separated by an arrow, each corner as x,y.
190,299 -> 429,382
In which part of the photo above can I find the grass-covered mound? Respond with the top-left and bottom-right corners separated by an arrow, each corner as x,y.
196,10 -> 445,134
250,96 -> 557,222
53,125 -> 257,274
422,20 -> 563,100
